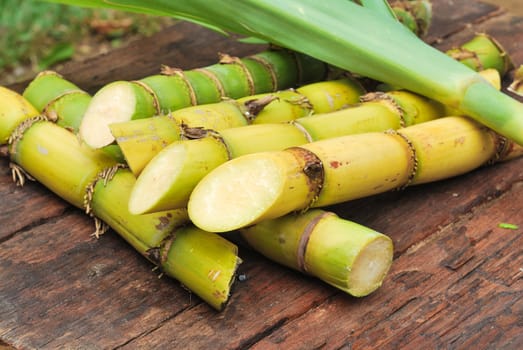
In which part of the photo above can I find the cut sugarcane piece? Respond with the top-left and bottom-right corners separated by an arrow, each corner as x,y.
22,71 -> 92,131
1,89 -> 241,310
446,33 -> 513,77
113,78 -> 364,176
129,123 -> 310,213
188,116 -> 513,232
79,49 -> 330,149
80,81 -> 159,148
0,86 -> 40,144
129,88 -> 447,214
390,0 -> 432,37
90,169 -> 240,311
241,209 -> 393,297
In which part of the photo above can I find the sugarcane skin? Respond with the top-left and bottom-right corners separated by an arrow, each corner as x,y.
0,86 -> 40,144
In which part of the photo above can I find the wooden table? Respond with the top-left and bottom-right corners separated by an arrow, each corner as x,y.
1,1 -> 522,349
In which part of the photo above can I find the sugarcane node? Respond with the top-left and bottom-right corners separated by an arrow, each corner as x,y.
287,147 -> 324,211
486,132 -> 510,165
448,48 -> 484,72
246,54 -> 278,91
289,120 -> 314,143
160,67 -> 198,105
41,90 -> 90,119
194,67 -> 227,98
242,94 -> 279,120
7,115 -> 49,156
180,123 -> 212,140
219,53 -> 256,95
131,80 -> 161,115
83,164 -> 127,237
384,129 -> 419,189
296,211 -> 333,273
360,91 -> 406,127
480,32 -> 515,74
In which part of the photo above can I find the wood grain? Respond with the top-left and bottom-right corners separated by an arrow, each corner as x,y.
1,1 -> 522,349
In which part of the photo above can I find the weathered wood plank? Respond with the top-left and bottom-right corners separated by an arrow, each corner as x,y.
7,21 -> 267,94
0,158 -> 68,241
0,212 -> 196,349
0,1 -> 522,349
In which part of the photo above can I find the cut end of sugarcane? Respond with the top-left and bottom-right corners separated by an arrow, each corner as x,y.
129,143 -> 186,215
188,153 -> 285,232
346,236 -> 393,297
79,81 -> 140,148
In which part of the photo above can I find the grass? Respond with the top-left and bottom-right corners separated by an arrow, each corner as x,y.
0,0 -> 174,85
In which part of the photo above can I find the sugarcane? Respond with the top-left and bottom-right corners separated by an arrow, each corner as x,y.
0,86 -> 241,310
187,115 -> 523,233
79,49 -> 331,149
446,33 -> 513,78
41,0 -> 523,148
129,88 -> 447,214
22,70 -> 92,132
241,209 -> 394,297
508,65 -> 523,96
390,0 -> 432,37
111,77 -> 365,175
128,62 -> 501,215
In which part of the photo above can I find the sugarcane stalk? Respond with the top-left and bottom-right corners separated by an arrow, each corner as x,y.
22,70 -> 92,132
89,168 -> 240,310
79,49 -> 330,149
241,209 -> 394,297
187,116 -> 521,232
112,78 -> 364,175
0,86 -> 40,145
1,88 -> 241,310
129,88 -> 447,214
390,0 -> 432,37
446,33 -> 513,78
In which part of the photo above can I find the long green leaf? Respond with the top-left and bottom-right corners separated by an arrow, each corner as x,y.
40,0 -> 523,145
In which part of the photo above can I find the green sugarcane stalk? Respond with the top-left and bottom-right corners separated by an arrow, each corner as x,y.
111,78 -> 364,175
446,33 -> 513,78
22,70 -> 92,132
41,0 -> 523,147
79,49 -> 330,149
0,86 -> 241,310
129,89 -> 446,214
188,116 -> 523,232
241,209 -> 394,297
390,0 -> 432,37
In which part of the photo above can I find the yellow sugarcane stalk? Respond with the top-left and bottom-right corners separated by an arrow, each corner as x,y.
188,116 -> 521,232
241,209 -> 393,297
129,87 -> 448,214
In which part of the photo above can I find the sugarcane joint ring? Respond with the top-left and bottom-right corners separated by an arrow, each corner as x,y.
384,129 -> 418,189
